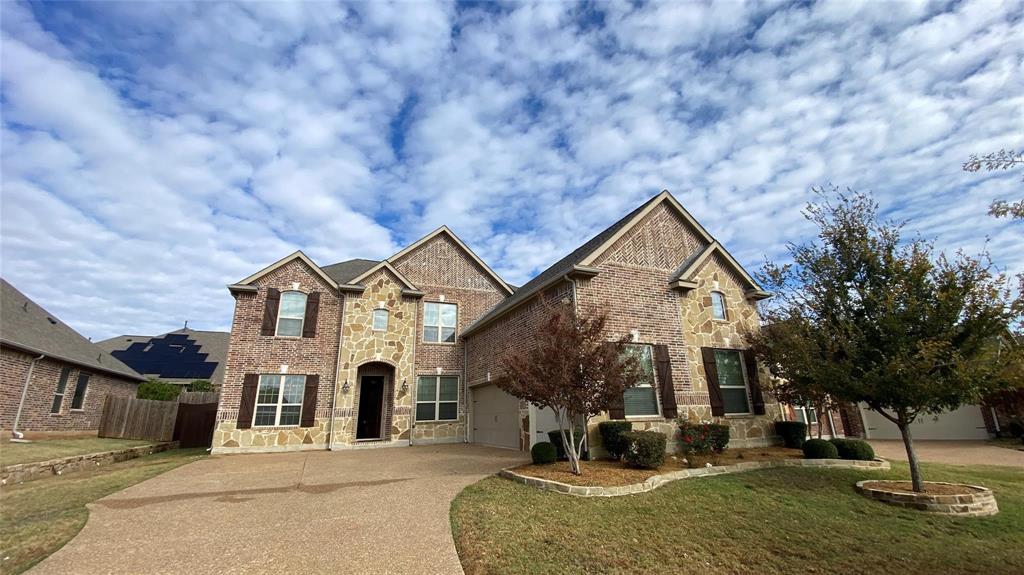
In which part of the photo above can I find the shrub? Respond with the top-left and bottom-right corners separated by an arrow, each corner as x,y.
775,421 -> 808,448
598,421 -> 633,460
707,424 -> 730,453
1008,421 -> 1024,438
530,442 -> 557,464
830,438 -> 875,461
188,379 -> 214,392
547,430 -> 589,461
802,438 -> 838,459
622,431 -> 667,469
677,419 -> 730,454
137,379 -> 181,401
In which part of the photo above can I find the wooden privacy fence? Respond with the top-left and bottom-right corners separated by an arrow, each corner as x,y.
98,396 -> 179,442
178,391 -> 220,405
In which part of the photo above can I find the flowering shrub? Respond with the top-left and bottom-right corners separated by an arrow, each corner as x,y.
677,419 -> 730,455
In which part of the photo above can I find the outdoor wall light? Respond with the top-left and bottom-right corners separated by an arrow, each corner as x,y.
400,378 -> 408,394
342,380 -> 350,394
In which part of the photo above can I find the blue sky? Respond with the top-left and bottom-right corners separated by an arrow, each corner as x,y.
1,0 -> 1021,340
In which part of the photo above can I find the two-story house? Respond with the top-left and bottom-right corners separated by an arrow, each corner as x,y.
212,191 -> 782,453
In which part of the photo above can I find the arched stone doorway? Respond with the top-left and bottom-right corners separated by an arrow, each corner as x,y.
354,361 -> 395,441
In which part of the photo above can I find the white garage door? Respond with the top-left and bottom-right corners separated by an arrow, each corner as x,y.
471,384 -> 520,449
860,404 -> 989,440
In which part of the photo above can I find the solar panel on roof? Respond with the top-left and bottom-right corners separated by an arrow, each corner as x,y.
111,332 -> 217,379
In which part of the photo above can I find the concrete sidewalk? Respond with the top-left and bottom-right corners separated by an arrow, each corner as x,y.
868,440 -> 1024,467
31,444 -> 526,574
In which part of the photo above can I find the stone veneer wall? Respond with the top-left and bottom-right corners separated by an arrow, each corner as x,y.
1,347 -> 139,433
213,259 -> 341,451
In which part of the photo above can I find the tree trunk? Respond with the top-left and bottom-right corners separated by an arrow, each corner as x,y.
556,411 -> 581,475
816,404 -> 824,439
898,421 -> 925,492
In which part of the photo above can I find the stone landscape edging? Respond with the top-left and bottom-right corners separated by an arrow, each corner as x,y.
1,441 -> 179,486
855,480 -> 998,516
500,457 -> 890,497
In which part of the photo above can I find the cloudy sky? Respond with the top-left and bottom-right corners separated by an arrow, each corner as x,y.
1,0 -> 1021,340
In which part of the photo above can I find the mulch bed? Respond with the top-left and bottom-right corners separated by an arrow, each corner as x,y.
863,480 -> 984,496
511,447 -> 804,487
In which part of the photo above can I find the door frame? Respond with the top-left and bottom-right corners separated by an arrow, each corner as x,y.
356,375 -> 386,441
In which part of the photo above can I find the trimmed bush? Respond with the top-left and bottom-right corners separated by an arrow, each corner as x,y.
530,442 -> 557,464
622,431 -> 667,469
708,424 -> 730,453
598,421 -> 633,460
677,419 -> 731,455
830,438 -> 875,461
547,430 -> 589,461
775,421 -> 808,448
802,438 -> 838,459
137,379 -> 181,401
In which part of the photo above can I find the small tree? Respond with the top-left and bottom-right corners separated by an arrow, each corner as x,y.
137,379 -> 182,401
498,299 -> 643,475
749,187 -> 1022,491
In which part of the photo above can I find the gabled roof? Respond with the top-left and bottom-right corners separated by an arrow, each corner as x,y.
97,328 -> 230,385
0,279 -> 145,381
388,226 -> 514,295
462,190 -> 768,336
348,260 -> 420,291
321,258 -> 379,284
230,251 -> 339,292
670,241 -> 770,299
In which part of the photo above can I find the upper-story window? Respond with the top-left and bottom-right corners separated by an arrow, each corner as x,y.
372,309 -> 389,331
710,291 -> 727,320
423,302 -> 457,343
276,291 -> 307,337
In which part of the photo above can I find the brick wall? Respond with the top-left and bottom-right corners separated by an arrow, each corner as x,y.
1,346 -> 138,433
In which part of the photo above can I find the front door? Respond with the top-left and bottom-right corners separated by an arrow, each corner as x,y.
356,376 -> 385,440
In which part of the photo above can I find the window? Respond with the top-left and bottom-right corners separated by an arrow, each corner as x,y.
70,373 -> 90,410
714,350 -> 750,414
372,309 -> 389,331
276,291 -> 307,337
710,291 -> 727,320
622,344 -> 659,417
423,302 -> 456,343
253,374 -> 305,426
415,375 -> 458,421
51,367 -> 72,414
795,406 -> 818,424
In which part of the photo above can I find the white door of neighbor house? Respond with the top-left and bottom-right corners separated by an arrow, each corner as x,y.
532,406 -> 560,447
471,383 -> 520,449
860,404 -> 989,440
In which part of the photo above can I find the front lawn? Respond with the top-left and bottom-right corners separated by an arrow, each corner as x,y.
451,462 -> 1024,575
0,448 -> 206,574
0,438 -> 154,467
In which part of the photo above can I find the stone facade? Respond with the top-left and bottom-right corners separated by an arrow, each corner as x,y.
1,347 -> 139,433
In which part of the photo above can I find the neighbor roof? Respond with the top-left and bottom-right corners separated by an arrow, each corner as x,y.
97,328 -> 230,385
0,279 -> 144,381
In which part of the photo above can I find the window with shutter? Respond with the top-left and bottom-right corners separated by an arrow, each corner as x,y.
714,350 -> 750,414
621,344 -> 659,417
252,374 -> 306,426
276,292 -> 307,337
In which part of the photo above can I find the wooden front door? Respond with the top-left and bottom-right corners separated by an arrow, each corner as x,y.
356,376 -> 385,439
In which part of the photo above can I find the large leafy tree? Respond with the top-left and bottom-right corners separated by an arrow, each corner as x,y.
748,187 -> 1022,492
498,299 -> 643,475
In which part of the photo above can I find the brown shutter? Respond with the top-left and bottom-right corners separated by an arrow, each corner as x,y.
606,342 -> 625,419
653,344 -> 678,418
300,375 -> 319,427
260,288 -> 281,336
743,350 -> 766,415
237,374 -> 259,429
701,347 -> 725,417
302,292 -> 320,338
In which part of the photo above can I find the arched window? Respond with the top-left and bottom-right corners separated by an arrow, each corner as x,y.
276,291 -> 307,337
710,291 -> 727,320
372,309 -> 389,331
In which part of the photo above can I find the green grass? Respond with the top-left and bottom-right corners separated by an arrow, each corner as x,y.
0,448 -> 206,575
1,438 -> 155,467
988,437 -> 1024,451
451,462 -> 1024,575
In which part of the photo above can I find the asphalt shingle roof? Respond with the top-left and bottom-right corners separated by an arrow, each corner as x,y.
321,258 -> 380,284
97,328 -> 230,385
0,279 -> 144,381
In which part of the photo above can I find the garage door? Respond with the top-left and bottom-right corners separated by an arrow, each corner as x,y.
471,383 -> 520,449
860,404 -> 989,440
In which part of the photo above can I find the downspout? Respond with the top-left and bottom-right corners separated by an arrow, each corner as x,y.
990,407 -> 1001,435
328,291 -> 346,451
463,341 -> 468,444
12,354 -> 45,442
410,293 -> 419,446
827,410 -> 839,439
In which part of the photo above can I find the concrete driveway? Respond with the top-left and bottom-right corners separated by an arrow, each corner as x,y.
32,444 -> 526,575
869,440 -> 1024,467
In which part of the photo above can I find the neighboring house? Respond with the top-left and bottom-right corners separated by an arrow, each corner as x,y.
97,328 -> 230,387
0,279 -> 144,436
213,190 -> 783,454
778,404 -> 863,439
856,403 -> 994,441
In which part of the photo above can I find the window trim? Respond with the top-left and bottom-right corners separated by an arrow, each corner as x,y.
69,372 -> 90,411
422,301 -> 458,345
710,291 -> 728,321
796,406 -> 818,424
275,291 -> 307,338
372,308 -> 389,332
252,374 -> 305,428
622,344 -> 661,419
51,367 -> 73,414
715,349 -> 752,415
415,375 -> 459,422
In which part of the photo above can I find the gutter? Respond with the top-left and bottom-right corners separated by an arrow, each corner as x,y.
11,354 -> 45,441
0,340 -> 143,382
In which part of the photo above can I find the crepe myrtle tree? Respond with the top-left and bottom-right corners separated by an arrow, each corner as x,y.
498,298 -> 644,475
748,187 -> 1023,492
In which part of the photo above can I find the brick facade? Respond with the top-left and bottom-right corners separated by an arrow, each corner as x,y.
1,346 -> 138,434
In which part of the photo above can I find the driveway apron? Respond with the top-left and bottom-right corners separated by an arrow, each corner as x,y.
31,444 -> 526,575
868,439 -> 1024,467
